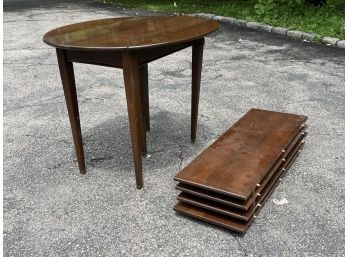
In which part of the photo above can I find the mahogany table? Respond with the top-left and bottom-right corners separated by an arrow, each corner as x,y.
43,16 -> 220,189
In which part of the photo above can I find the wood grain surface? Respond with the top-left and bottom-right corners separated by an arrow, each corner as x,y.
174,133 -> 306,233
175,108 -> 307,200
43,16 -> 220,51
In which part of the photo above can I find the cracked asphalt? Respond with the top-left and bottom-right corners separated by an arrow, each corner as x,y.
4,0 -> 344,256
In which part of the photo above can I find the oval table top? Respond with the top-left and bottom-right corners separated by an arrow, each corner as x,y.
43,16 -> 220,51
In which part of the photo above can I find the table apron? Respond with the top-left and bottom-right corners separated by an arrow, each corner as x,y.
65,40 -> 201,68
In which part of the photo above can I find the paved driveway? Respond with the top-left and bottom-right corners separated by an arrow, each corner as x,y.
4,0 -> 344,256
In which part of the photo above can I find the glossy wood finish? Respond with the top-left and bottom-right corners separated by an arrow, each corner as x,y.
176,183 -> 251,210
255,125 -> 307,193
175,109 -> 308,200
56,49 -> 86,173
175,128 -> 308,210
191,38 -> 204,142
43,16 -> 220,51
139,64 -> 150,132
65,50 -> 122,68
122,51 -> 145,188
44,17 -> 220,188
178,192 -> 256,221
256,134 -> 306,206
175,201 -> 251,233
174,134 -> 306,234
176,132 -> 307,222
64,42 -> 194,68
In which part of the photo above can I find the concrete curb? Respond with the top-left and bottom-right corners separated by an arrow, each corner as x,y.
189,13 -> 345,49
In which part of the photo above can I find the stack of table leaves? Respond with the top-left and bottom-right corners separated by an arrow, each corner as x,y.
174,109 -> 308,234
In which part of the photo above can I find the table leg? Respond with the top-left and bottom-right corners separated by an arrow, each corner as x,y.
122,51 -> 145,189
191,38 -> 205,142
139,64 -> 150,133
56,49 -> 86,174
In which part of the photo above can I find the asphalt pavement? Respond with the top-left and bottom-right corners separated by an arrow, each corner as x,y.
4,0 -> 345,256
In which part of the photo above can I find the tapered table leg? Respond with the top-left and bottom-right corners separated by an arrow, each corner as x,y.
56,49 -> 86,173
139,64 -> 150,133
122,51 -> 145,189
191,38 -> 205,142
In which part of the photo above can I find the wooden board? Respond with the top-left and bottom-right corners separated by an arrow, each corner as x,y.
176,183 -> 253,210
174,142 -> 305,233
178,192 -> 255,221
175,108 -> 307,200
176,133 -> 306,221
174,201 -> 252,233
176,131 -> 307,211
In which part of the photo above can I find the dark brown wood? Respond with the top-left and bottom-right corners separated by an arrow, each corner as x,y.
66,50 -> 122,68
246,127 -> 307,205
178,192 -> 255,221
139,64 -> 150,132
176,183 -> 251,210
175,132 -> 308,211
176,183 -> 250,210
43,16 -> 220,51
256,135 -> 306,207
44,16 -> 221,188
174,202 -> 253,234
122,51 -> 145,189
56,49 -> 86,174
136,42 -> 193,65
174,138 -> 306,234
65,43 -> 194,68
255,125 -> 307,194
191,38 -> 204,142
175,109 -> 308,200
176,132 -> 307,222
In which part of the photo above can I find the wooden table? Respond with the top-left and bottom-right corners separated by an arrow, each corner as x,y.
43,16 -> 220,189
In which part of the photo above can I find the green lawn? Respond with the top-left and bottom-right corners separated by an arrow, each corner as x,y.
101,0 -> 344,39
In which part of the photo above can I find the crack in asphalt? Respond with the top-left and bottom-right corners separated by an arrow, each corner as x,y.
177,148 -> 185,173
80,96 -> 105,104
88,156 -> 114,167
47,160 -> 70,170
213,74 -> 223,80
232,234 -> 249,257
171,96 -> 184,110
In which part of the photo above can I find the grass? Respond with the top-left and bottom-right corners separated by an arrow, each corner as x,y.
101,0 -> 344,39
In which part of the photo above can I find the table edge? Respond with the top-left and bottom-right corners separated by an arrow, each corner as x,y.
42,16 -> 221,51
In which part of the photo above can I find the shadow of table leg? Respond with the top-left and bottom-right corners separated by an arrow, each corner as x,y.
56,49 -> 86,174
